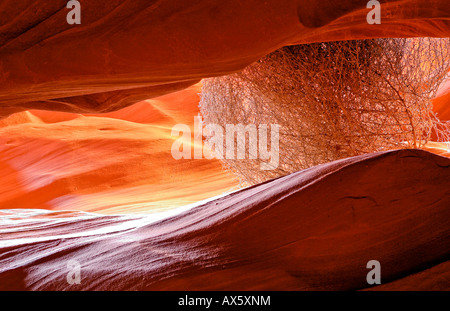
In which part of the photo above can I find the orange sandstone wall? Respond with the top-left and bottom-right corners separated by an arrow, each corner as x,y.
0,0 -> 448,117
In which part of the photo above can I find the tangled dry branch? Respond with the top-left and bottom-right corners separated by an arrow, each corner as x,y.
200,38 -> 450,185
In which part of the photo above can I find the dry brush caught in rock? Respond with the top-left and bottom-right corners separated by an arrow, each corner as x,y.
200,38 -> 450,185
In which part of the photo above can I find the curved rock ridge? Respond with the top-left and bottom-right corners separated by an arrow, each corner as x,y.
0,83 -> 238,214
0,0 -> 449,116
0,149 -> 448,290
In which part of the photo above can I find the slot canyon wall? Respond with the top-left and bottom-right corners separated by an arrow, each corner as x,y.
0,0 -> 449,116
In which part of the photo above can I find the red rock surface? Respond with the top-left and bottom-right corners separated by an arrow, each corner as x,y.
0,0 -> 449,116
0,0 -> 449,292
0,149 -> 448,290
0,83 -> 238,214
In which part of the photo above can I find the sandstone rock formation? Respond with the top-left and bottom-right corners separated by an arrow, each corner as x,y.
0,0 -> 449,292
0,0 -> 449,116
1,149 -> 448,290
0,84 -> 237,214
